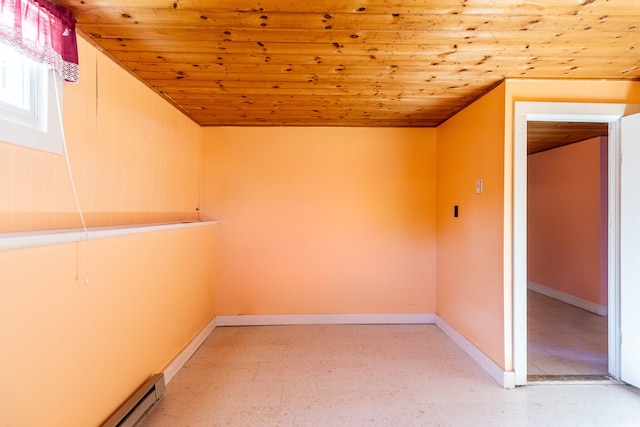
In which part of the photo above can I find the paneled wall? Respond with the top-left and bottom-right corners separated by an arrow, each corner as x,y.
0,225 -> 217,426
0,37 -> 215,426
0,37 -> 202,232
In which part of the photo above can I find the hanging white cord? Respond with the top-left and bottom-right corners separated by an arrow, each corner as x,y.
53,72 -> 90,284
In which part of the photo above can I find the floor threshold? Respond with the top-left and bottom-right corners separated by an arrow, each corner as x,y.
527,374 -> 623,385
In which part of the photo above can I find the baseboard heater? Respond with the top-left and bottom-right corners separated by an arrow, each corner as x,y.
102,373 -> 165,427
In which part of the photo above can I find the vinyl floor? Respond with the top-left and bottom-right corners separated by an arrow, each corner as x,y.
141,322 -> 640,426
527,290 -> 608,376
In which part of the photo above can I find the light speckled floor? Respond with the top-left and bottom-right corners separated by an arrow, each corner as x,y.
528,290 -> 608,376
141,324 -> 640,426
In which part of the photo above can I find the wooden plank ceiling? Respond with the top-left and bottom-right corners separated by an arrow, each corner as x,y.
527,121 -> 608,154
56,0 -> 639,129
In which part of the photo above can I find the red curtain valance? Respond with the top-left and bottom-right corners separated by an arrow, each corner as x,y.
0,0 -> 79,82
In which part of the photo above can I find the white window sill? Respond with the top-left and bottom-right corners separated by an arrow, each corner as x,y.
0,221 -> 219,251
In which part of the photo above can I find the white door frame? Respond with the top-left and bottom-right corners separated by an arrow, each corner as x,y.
513,102 -> 637,385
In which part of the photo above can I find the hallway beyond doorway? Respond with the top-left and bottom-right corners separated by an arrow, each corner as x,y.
528,290 -> 608,377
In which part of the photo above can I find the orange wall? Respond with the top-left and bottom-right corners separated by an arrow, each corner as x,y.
435,80 -> 640,374
201,127 -> 437,315
528,137 -> 608,305
0,37 -> 202,232
436,83 -> 507,368
0,225 -> 217,427
4,44 -> 639,427
0,36 -> 216,426
505,79 -> 640,112
503,79 -> 640,370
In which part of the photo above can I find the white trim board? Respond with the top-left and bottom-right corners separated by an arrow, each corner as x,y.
435,316 -> 515,389
215,313 -> 436,326
163,316 -> 217,384
0,220 -> 219,251
528,282 -> 608,316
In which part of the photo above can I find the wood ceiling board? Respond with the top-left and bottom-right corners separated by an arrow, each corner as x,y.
527,121 -> 609,154
61,0 -> 640,16
57,0 -> 640,127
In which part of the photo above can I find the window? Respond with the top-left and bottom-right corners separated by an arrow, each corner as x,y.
1,42 -> 44,128
0,41 -> 64,154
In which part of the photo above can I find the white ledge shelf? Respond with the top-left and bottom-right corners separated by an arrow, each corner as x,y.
0,221 -> 219,251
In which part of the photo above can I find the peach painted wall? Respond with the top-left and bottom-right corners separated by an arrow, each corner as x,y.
0,225 -> 217,427
0,36 -> 216,426
502,79 -> 640,370
200,127 -> 437,315
436,83 -> 507,368
0,37 -> 202,232
528,137 -> 608,306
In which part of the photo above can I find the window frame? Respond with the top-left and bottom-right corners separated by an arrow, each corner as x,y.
0,46 -> 64,155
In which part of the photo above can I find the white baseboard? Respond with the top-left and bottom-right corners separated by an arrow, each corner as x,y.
163,316 -> 217,384
435,315 -> 515,389
214,313 -> 435,326
528,281 -> 608,316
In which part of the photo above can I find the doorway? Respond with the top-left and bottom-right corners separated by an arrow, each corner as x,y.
525,121 -> 609,380
513,102 -> 638,386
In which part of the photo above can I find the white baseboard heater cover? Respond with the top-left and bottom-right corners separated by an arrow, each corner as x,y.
102,373 -> 165,427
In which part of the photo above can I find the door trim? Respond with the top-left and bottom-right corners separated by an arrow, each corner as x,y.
513,102 -> 634,386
